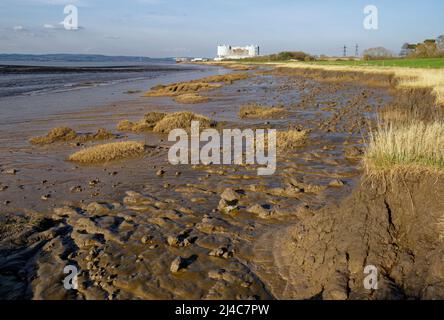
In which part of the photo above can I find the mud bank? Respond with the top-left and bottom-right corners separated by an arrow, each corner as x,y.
252,172 -> 444,299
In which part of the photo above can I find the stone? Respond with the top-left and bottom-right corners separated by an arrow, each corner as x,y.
70,186 -> 83,193
156,169 -> 165,177
220,188 -> 241,202
4,168 -> 17,175
170,256 -> 186,273
209,247 -> 233,259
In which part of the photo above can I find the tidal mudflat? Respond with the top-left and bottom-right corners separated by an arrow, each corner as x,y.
3,63 -> 435,300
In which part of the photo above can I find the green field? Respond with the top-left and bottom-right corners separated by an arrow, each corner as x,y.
305,58 -> 444,69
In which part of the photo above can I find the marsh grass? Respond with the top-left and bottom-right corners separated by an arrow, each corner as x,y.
173,93 -> 210,104
68,141 -> 145,164
117,112 -> 166,133
152,111 -> 216,133
239,104 -> 286,119
277,129 -> 308,150
364,121 -> 444,172
144,73 -> 249,97
30,127 -> 115,145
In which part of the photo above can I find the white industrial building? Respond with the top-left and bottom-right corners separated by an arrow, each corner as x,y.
215,45 -> 260,60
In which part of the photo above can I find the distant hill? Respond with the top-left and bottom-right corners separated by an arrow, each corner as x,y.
0,53 -> 173,63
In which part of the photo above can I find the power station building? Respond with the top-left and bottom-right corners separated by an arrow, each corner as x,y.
216,45 -> 260,60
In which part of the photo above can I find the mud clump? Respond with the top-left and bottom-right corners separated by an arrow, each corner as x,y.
144,73 -> 249,97
152,111 -> 216,133
173,93 -> 210,104
68,141 -> 146,164
30,127 -> 116,145
239,104 -> 286,119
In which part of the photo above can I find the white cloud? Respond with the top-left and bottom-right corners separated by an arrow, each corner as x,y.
13,25 -> 25,31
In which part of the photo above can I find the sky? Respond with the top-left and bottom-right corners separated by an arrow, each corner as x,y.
0,0 -> 443,58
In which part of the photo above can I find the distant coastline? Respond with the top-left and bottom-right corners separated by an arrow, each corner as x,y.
0,53 -> 174,63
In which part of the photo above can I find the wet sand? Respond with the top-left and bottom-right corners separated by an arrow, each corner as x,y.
0,66 -> 392,299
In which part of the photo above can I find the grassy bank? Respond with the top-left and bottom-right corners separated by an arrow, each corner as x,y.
305,58 -> 444,69
251,61 -> 444,173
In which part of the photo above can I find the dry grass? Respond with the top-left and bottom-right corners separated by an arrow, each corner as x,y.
277,129 -> 308,150
173,93 -> 210,104
117,112 -> 166,133
30,127 -> 115,145
145,82 -> 221,97
364,121 -> 444,172
144,73 -> 248,97
152,111 -> 216,133
239,104 -> 286,119
68,141 -> 145,164
271,62 -> 444,104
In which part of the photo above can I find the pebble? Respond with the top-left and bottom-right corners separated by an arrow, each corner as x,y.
0,185 -> 8,191
170,256 -> 186,273
41,194 -> 51,200
220,188 -> 241,202
4,168 -> 17,175
156,169 -> 165,177
70,186 -> 83,193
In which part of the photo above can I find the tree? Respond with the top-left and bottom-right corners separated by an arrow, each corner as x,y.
363,47 -> 393,60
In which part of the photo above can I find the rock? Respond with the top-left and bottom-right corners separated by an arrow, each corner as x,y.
86,202 -> 111,215
221,188 -> 241,202
70,185 -> 83,193
0,184 -> 8,191
3,168 -> 17,175
141,235 -> 153,244
41,194 -> 51,200
218,199 -> 239,213
170,256 -> 186,273
156,169 -> 165,177
209,246 -> 233,259
247,204 -> 273,218
89,179 -> 100,186
329,179 -> 345,187
167,230 -> 194,247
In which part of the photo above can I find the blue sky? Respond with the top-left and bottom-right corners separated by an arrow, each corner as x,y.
0,0 -> 443,57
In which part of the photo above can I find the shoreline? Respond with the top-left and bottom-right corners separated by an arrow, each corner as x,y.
1,62 -> 443,299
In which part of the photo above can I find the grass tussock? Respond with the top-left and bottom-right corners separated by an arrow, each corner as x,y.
239,104 -> 286,119
173,93 -> 210,104
144,73 -> 249,97
365,121 -> 444,172
30,127 -> 115,145
68,141 -> 145,164
152,111 -> 216,133
117,112 -> 166,133
145,82 -> 221,97
277,129 -> 308,150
